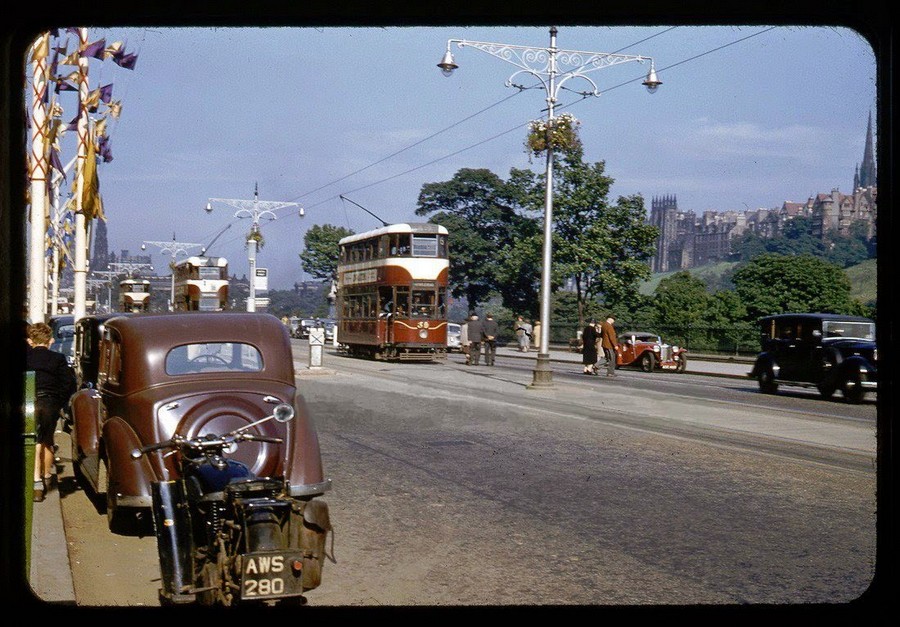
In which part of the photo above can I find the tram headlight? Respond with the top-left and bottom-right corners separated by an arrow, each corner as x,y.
418,329 -> 428,339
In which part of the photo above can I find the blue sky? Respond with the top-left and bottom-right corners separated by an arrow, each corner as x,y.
31,24 -> 877,290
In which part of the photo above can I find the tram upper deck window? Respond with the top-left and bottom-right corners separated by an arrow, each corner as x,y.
199,266 -> 221,280
412,235 -> 438,257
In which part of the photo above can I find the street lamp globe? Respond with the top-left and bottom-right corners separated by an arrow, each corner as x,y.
437,50 -> 458,76
643,63 -> 662,93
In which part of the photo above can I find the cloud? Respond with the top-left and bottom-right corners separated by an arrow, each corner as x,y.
687,118 -> 832,164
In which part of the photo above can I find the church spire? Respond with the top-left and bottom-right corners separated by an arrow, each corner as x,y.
858,110 -> 876,189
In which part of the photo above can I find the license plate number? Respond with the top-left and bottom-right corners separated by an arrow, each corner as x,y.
241,551 -> 305,600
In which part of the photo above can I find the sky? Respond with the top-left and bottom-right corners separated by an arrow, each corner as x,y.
23,23 -> 878,290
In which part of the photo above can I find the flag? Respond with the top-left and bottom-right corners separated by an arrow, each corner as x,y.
81,38 -> 106,59
80,131 -> 103,221
112,51 -> 138,70
107,100 -> 122,118
60,51 -> 80,66
30,34 -> 49,62
50,146 -> 66,181
99,83 -> 113,103
65,114 -> 78,130
98,135 -> 113,163
94,116 -> 107,138
84,88 -> 101,112
55,80 -> 77,94
104,41 -> 124,58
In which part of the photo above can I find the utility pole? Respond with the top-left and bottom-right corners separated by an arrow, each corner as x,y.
28,33 -> 50,323
206,184 -> 303,312
72,28 -> 90,324
142,236 -> 202,310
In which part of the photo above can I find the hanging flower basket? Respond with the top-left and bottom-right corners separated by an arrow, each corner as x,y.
246,230 -> 265,250
525,112 -> 582,157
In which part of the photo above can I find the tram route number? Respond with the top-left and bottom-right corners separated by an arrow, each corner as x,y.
241,551 -> 306,600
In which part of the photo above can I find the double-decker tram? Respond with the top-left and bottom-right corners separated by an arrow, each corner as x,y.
337,223 -> 449,361
172,256 -> 230,312
118,278 -> 151,313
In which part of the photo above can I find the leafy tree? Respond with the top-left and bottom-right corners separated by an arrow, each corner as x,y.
299,224 -> 354,283
512,152 -> 659,327
651,271 -> 715,348
731,253 -> 865,320
416,168 -> 533,311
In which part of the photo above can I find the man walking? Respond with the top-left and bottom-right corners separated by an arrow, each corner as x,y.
599,315 -> 619,377
482,313 -> 500,366
466,313 -> 484,366
515,316 -> 532,352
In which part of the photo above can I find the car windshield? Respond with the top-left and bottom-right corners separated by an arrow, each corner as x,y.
165,342 -> 264,375
822,320 -> 875,341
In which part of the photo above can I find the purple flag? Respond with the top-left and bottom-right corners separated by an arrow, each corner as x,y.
55,80 -> 77,94
66,114 -> 78,131
82,38 -> 107,59
50,147 -> 67,180
99,83 -> 113,103
112,51 -> 138,70
98,137 -> 113,163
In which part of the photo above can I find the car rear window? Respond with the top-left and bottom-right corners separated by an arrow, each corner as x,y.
165,342 -> 263,375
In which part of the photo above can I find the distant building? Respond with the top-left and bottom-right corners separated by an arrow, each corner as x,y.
649,114 -> 876,272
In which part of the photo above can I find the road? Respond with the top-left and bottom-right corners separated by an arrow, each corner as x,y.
52,344 -> 878,608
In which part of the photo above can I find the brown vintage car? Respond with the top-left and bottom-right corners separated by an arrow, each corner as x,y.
615,331 -> 688,372
68,312 -> 332,531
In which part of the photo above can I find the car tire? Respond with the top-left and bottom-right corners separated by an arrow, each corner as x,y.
841,371 -> 865,404
817,380 -> 836,400
640,352 -> 656,372
758,366 -> 778,394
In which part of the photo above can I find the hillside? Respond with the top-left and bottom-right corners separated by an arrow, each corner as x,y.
640,258 -> 877,305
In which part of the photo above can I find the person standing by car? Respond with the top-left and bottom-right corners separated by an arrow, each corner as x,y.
26,322 -> 77,502
599,315 -> 619,377
482,313 -> 500,366
466,312 -> 484,366
581,319 -> 599,374
460,317 -> 471,365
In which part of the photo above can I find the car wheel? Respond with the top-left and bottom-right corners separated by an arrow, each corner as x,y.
758,366 -> 778,394
841,371 -> 865,404
640,352 -> 656,372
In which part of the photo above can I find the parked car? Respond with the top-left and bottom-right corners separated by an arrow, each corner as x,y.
68,312 -> 332,534
749,313 -> 877,403
615,331 -> 688,373
72,313 -> 132,390
48,314 -> 76,366
446,322 -> 462,352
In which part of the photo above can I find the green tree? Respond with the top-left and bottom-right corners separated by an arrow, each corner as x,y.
512,152 -> 659,327
731,253 -> 865,320
416,168 -> 533,311
651,271 -> 714,348
299,224 -> 354,283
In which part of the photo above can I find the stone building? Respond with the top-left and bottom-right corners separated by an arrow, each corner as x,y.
649,115 -> 876,273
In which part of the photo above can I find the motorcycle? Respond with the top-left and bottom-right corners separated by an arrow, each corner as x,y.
131,403 -> 332,606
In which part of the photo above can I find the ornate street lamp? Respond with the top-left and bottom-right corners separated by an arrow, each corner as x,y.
439,26 -> 661,388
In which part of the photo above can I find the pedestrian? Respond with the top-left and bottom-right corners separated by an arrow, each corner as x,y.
532,320 -> 541,349
599,315 -> 619,377
460,317 -> 471,365
581,318 -> 599,374
515,316 -> 533,352
482,313 -> 500,366
466,312 -> 484,366
26,322 -> 77,502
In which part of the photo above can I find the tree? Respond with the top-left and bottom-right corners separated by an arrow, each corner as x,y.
512,152 -> 659,327
416,168 -> 533,311
731,253 -> 865,320
299,224 -> 354,284
651,271 -> 714,348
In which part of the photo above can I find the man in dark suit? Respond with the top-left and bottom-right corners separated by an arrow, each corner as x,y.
26,322 -> 77,502
482,313 -> 500,366
466,313 -> 484,366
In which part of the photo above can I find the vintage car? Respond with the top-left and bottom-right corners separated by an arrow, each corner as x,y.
49,314 -> 76,367
615,331 -> 688,372
71,312 -> 132,390
68,312 -> 332,532
446,322 -> 462,352
749,313 -> 877,403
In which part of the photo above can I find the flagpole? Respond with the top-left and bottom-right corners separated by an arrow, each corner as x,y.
28,32 -> 50,323
73,28 -> 89,322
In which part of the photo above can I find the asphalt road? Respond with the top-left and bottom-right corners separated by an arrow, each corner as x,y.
35,344 -> 880,610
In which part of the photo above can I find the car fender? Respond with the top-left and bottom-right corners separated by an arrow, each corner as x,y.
751,353 -> 779,378
102,416 -> 156,504
836,355 -> 875,380
70,387 -> 101,458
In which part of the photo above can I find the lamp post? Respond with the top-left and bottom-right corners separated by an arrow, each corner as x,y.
141,236 -> 202,310
438,26 -> 661,388
206,184 -> 303,312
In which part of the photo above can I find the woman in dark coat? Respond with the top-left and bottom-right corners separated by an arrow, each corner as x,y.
581,320 -> 599,374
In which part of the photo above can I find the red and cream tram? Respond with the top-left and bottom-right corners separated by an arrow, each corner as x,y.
336,223 -> 449,361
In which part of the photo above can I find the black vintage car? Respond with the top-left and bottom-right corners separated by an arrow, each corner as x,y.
750,313 -> 877,403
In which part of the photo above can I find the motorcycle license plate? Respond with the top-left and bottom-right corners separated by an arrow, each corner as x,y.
241,551 -> 306,600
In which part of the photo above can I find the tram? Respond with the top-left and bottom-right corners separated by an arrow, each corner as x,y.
118,278 -> 151,313
172,256 -> 230,312
336,223 -> 449,361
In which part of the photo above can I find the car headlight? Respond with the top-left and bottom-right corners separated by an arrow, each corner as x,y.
653,345 -> 660,352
